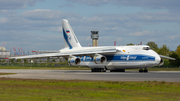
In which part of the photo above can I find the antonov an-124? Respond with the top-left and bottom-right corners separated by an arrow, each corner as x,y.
9,19 -> 175,73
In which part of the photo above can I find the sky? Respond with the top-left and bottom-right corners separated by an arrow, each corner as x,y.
0,0 -> 180,52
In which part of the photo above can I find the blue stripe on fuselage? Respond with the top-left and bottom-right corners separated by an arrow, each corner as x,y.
79,54 -> 155,62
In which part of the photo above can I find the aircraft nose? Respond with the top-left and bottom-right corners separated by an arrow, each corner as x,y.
155,54 -> 161,64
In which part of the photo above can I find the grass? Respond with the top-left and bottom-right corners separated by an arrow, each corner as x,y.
0,73 -> 16,75
0,78 -> 179,101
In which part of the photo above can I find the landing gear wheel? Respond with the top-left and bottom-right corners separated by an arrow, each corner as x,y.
91,68 -> 106,72
139,68 -> 148,73
110,69 -> 125,72
139,69 -> 143,73
121,69 -> 125,72
143,68 -> 148,73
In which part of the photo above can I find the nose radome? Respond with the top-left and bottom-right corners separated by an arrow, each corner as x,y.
155,54 -> 161,64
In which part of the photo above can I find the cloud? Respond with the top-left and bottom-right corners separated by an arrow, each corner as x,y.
128,30 -> 151,36
2,9 -> 179,33
0,0 -> 44,10
67,0 -> 180,12
131,12 -> 180,22
0,30 -> 63,50
0,18 -> 8,23
67,0 -> 110,6
21,9 -> 82,21
0,9 -> 180,50
59,3 -> 74,8
0,9 -> 82,32
0,10 -> 17,16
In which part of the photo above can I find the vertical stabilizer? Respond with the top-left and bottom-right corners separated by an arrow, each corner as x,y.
62,19 -> 81,49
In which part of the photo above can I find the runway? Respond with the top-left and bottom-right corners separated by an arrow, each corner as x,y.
0,69 -> 180,82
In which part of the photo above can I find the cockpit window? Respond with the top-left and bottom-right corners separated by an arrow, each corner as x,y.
143,47 -> 151,50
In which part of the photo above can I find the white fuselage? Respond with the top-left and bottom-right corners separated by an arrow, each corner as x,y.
60,45 -> 161,70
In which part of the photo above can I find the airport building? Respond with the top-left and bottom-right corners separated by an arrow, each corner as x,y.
0,47 -> 11,63
91,30 -> 99,47
0,47 -> 65,64
0,47 -> 10,55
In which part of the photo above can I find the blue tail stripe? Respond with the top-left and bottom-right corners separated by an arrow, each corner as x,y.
63,28 -> 72,49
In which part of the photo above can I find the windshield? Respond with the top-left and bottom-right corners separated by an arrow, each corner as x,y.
143,47 -> 151,50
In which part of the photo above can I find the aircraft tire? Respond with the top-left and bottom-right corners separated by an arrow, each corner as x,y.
143,68 -> 148,73
98,68 -> 101,72
121,69 -> 125,72
95,68 -> 97,72
101,69 -> 106,72
110,70 -> 125,72
92,68 -> 105,72
139,69 -> 143,73
139,68 -> 148,73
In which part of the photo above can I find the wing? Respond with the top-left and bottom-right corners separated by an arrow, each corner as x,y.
9,47 -> 117,59
159,55 -> 176,60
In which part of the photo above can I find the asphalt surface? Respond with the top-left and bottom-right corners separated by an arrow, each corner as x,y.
0,69 -> 180,82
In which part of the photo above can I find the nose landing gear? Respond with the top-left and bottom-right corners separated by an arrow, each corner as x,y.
139,68 -> 148,73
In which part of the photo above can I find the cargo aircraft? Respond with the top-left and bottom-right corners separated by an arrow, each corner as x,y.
9,19 -> 175,73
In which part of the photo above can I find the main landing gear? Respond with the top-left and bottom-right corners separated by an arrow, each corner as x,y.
139,68 -> 148,73
91,68 -> 106,72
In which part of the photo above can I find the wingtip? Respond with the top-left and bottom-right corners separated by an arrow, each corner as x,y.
159,55 -> 176,60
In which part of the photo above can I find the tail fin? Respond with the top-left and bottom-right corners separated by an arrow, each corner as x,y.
62,19 -> 81,49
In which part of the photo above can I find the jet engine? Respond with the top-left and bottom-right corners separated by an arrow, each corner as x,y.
93,54 -> 107,64
68,56 -> 81,66
158,59 -> 164,66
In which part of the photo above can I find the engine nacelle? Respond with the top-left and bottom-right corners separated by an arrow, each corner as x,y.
93,54 -> 107,64
158,59 -> 164,66
68,56 -> 81,66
